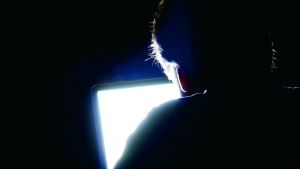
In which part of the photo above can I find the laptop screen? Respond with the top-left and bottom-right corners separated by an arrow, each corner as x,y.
91,77 -> 182,169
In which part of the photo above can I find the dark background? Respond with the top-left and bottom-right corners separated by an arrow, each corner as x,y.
8,1 -> 298,168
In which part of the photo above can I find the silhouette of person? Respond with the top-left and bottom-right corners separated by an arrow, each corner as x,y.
114,0 -> 298,168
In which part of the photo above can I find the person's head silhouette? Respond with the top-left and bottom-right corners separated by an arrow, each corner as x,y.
147,0 -> 278,96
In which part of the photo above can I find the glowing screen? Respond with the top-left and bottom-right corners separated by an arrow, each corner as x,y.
95,82 -> 181,169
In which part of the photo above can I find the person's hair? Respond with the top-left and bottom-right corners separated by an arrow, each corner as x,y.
146,0 -> 278,84
146,0 -> 180,85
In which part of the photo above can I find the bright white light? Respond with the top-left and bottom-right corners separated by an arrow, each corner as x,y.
97,83 -> 181,169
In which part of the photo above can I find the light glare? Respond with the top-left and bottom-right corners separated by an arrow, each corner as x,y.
97,83 -> 181,169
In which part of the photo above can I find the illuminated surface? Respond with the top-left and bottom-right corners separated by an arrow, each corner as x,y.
96,83 -> 181,169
